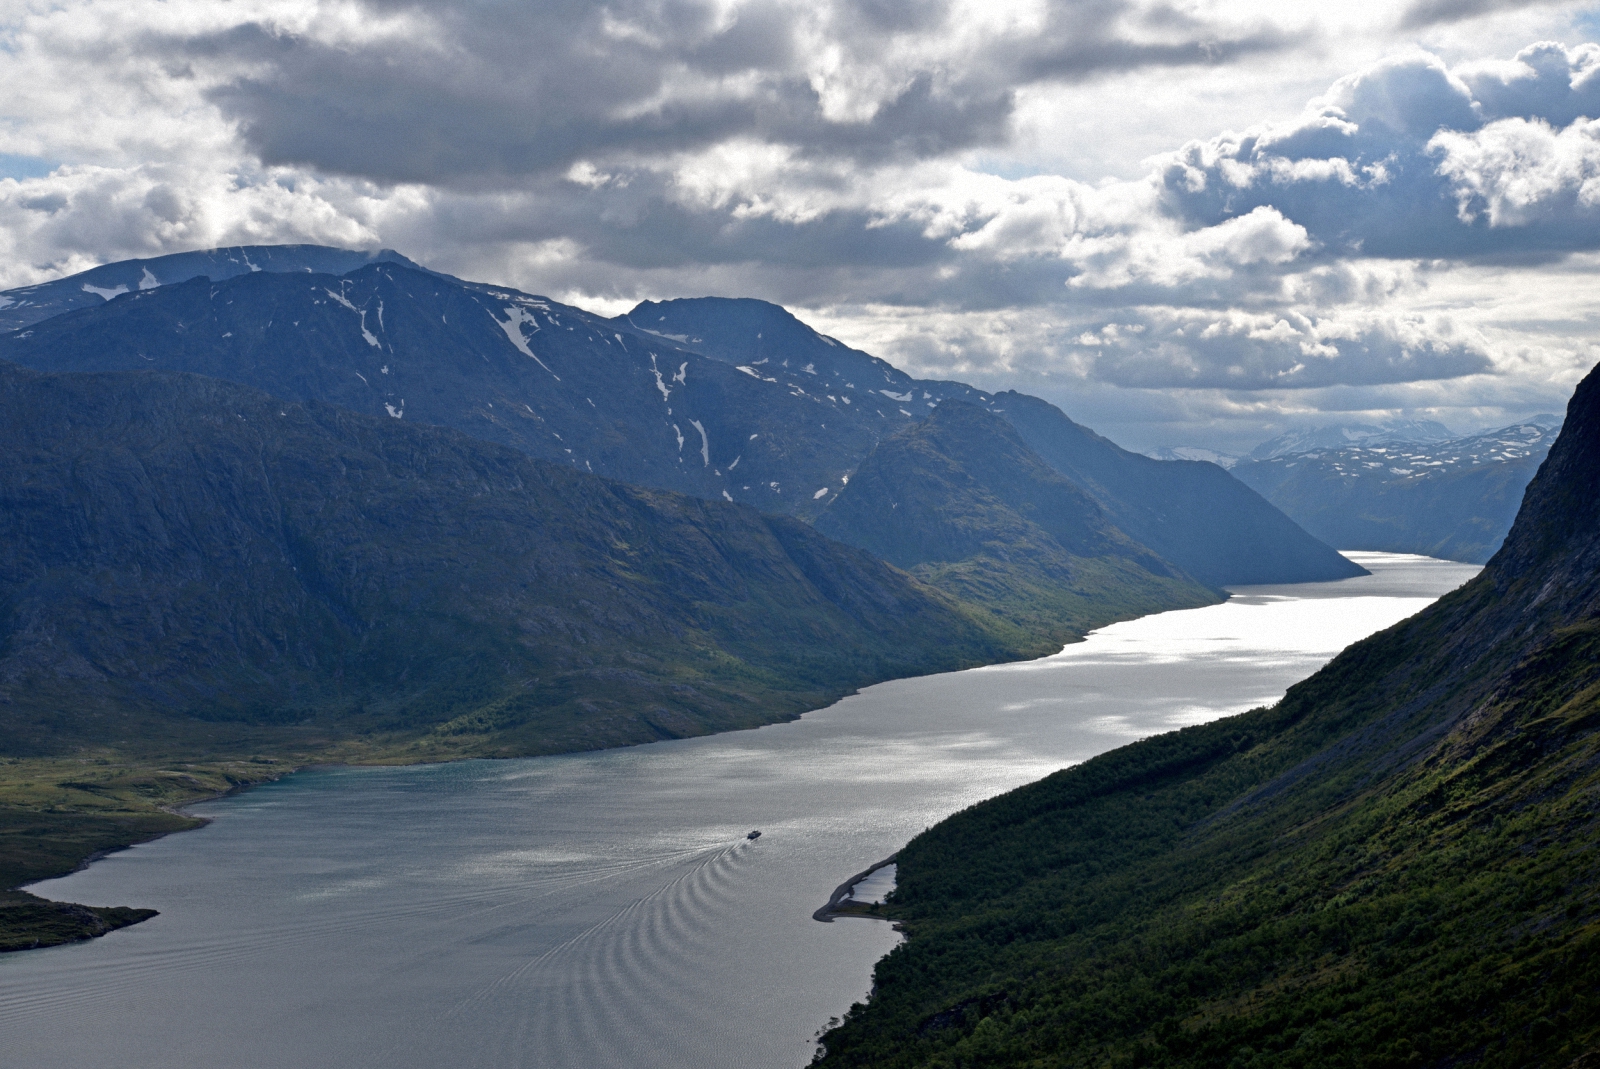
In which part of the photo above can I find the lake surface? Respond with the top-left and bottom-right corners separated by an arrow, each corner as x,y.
0,552 -> 1478,1068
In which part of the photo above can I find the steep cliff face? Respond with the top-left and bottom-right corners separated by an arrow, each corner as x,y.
815,363 -> 1600,1068
0,361 -> 1016,758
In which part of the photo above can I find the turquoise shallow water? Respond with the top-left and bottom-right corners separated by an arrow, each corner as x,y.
0,552 -> 1478,1068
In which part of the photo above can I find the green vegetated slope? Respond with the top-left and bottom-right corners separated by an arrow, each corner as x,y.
0,360 -> 1018,761
815,402 -> 1222,646
816,365 -> 1600,1068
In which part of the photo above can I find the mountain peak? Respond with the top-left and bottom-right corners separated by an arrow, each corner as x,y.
0,244 -> 426,333
1489,361 -> 1600,598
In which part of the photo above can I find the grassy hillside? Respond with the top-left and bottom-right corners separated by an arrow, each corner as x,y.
813,368 -> 1600,1067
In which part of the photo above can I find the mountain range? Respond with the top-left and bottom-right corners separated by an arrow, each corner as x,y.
813,361 -> 1600,1067
0,247 -> 1360,589
1233,419 -> 1561,563
1242,419 -> 1457,461
0,245 -> 426,334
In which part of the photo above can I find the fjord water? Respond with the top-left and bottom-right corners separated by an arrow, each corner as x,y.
1,553 -> 1477,1069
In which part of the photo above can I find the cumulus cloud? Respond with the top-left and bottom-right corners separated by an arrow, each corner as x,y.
1156,43 -> 1600,258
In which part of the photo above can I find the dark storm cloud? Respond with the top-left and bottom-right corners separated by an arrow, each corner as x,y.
1011,0 -> 1286,81
1399,0 -> 1563,30
164,0 -> 1289,185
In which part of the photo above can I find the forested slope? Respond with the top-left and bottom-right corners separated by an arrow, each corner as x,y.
815,362 -> 1600,1068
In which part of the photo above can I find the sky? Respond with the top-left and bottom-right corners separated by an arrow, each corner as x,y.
5,0 -> 1600,453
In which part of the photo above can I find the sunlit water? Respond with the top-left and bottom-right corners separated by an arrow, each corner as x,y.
0,553 -> 1477,1068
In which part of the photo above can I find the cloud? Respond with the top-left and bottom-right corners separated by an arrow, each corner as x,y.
1399,0 -> 1569,31
1077,307 -> 1493,390
1432,116 -> 1600,226
168,0 -> 1285,186
1155,44 -> 1600,260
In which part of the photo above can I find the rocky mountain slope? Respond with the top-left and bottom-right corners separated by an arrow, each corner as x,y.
0,252 -> 1362,587
815,401 -> 1220,640
814,364 -> 1600,1067
1232,419 -> 1560,562
0,360 -> 1017,759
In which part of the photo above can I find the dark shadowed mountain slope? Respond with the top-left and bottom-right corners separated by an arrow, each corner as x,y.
619,296 -> 1363,587
994,390 -> 1366,586
5,252 -> 1360,586
0,245 -> 425,333
0,264 -> 899,517
1232,420 -> 1559,563
0,361 -> 1018,759
814,366 -> 1600,1067
815,402 -> 1220,640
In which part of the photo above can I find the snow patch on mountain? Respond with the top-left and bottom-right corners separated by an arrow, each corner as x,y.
493,305 -> 559,378
650,354 -> 672,402
688,419 -> 709,466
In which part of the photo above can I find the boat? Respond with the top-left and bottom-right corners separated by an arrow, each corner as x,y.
747,830 -> 761,840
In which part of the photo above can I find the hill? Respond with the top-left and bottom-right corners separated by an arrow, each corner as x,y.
813,364 -> 1600,1067
1232,420 -> 1559,563
0,360 -> 1017,761
0,263 -> 958,519
814,401 -> 1220,641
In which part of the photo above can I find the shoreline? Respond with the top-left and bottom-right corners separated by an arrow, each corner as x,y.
813,853 -> 899,923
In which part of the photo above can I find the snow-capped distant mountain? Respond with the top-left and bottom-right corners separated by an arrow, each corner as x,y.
1232,420 -> 1562,563
1146,446 -> 1241,469
1243,419 -> 1456,462
0,245 -> 425,333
